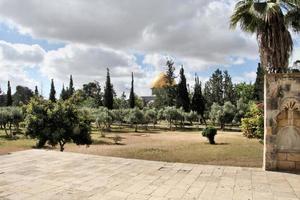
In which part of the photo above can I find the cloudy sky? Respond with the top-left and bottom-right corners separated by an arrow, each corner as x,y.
0,0 -> 299,97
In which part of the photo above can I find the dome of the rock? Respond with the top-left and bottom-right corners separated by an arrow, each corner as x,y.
151,73 -> 176,89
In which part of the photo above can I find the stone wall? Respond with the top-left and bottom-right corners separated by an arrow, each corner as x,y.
264,73 -> 300,171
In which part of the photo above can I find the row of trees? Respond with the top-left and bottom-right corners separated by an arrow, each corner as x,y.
0,62 -> 264,113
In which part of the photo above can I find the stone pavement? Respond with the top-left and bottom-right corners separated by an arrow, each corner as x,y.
0,150 -> 299,200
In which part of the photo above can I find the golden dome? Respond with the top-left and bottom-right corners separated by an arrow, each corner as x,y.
151,73 -> 175,89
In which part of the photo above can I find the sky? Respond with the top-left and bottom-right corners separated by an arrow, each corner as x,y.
0,0 -> 299,97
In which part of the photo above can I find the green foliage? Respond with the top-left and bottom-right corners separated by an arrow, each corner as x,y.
103,68 -> 114,109
230,0 -> 297,73
6,81 -> 12,106
253,63 -> 264,102
209,101 -> 236,130
112,134 -> 122,144
129,72 -> 135,108
163,106 -> 184,130
114,93 -> 128,109
110,109 -> 128,126
223,71 -> 235,104
13,85 -> 34,106
176,67 -> 190,112
24,97 -> 92,151
49,79 -> 56,102
234,98 -> 250,124
241,103 -> 264,140
204,69 -> 236,110
125,108 -> 145,132
201,126 -> 217,144
34,86 -> 39,96
144,108 -> 158,128
191,75 -> 206,124
204,69 -> 223,108
68,75 -> 75,98
95,107 -> 113,135
133,95 -> 144,109
60,85 -> 68,100
185,111 -> 198,125
82,81 -> 103,107
0,107 -> 23,138
165,60 -> 177,106
234,82 -> 254,103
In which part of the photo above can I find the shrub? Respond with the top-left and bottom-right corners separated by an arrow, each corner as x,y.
24,97 -> 92,151
112,134 -> 122,144
202,126 -> 217,144
241,102 -> 264,139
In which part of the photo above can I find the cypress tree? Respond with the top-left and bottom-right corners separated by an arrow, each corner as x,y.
60,84 -> 68,100
49,79 -> 56,102
68,75 -> 75,98
129,72 -> 135,108
191,75 -> 206,124
253,63 -> 264,102
34,86 -> 39,96
6,81 -> 12,106
165,60 -> 176,106
176,66 -> 190,112
103,68 -> 114,109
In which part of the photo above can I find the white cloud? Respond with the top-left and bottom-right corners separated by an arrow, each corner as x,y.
41,44 -> 148,95
232,71 -> 256,84
0,41 -> 43,90
0,0 -> 258,69
0,40 -> 45,65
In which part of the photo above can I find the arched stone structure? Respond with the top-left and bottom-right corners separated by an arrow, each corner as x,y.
264,74 -> 300,171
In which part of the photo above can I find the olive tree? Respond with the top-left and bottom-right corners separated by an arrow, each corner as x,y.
163,107 -> 184,130
209,101 -> 236,130
0,107 -> 23,138
95,107 -> 113,137
144,108 -> 158,129
125,108 -> 145,132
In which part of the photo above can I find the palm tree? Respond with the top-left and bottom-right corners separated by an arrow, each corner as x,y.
230,0 -> 300,73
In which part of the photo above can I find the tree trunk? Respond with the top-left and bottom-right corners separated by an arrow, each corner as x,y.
221,123 -> 225,131
59,140 -> 66,152
135,124 -> 138,132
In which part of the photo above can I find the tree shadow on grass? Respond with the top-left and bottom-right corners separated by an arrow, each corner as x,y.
92,138 -> 126,146
203,142 -> 230,145
0,134 -> 19,141
215,142 -> 229,145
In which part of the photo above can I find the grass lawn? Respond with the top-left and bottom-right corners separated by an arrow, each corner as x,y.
0,128 -> 263,167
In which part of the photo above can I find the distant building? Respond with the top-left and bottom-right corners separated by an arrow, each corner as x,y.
140,72 -> 176,106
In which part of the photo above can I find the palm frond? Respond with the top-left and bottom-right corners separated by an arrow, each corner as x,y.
285,7 -> 300,32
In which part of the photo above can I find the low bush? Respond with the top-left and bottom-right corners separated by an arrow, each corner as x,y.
112,134 -> 122,144
202,126 -> 217,144
241,103 -> 264,140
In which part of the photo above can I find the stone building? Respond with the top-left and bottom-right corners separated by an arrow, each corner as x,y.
264,73 -> 300,171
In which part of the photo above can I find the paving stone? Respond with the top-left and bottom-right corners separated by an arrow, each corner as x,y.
0,149 -> 299,200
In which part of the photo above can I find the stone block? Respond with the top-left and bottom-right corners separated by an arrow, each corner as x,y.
296,162 -> 300,170
277,153 -> 287,161
287,153 -> 300,162
277,161 -> 296,170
